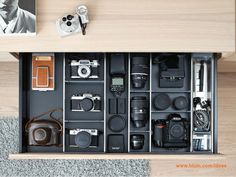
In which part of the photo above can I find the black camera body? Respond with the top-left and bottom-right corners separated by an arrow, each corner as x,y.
70,59 -> 99,79
69,129 -> 99,149
153,114 -> 189,148
71,93 -> 101,112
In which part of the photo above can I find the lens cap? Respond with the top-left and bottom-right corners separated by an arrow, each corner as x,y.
75,131 -> 92,148
108,115 -> 126,132
80,98 -> 93,112
154,93 -> 171,110
174,96 -> 188,110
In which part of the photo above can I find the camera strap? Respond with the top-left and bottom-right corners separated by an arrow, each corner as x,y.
25,108 -> 63,133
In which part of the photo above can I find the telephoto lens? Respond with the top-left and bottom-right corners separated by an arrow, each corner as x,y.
131,96 -> 149,128
130,135 -> 145,150
131,57 -> 149,89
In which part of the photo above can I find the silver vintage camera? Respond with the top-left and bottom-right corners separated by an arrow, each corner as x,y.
70,60 -> 99,79
69,129 -> 99,148
71,93 -> 101,112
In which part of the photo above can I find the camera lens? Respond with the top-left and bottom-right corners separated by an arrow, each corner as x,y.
75,131 -> 92,149
131,96 -> 148,128
173,96 -> 188,110
67,21 -> 72,26
34,128 -> 51,145
78,65 -> 91,78
67,15 -> 73,20
80,98 -> 94,112
130,135 -> 144,150
131,57 -> 149,89
62,17 -> 67,21
153,93 -> 171,110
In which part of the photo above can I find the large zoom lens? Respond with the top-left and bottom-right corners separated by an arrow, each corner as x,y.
131,57 -> 149,88
131,96 -> 149,128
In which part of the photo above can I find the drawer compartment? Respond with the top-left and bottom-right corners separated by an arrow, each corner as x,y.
18,52 -> 218,155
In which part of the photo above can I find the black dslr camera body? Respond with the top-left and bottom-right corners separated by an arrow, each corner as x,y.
70,59 -> 99,79
71,93 -> 101,112
153,114 -> 189,148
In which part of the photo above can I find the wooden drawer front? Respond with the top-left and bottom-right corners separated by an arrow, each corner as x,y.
0,0 -> 235,52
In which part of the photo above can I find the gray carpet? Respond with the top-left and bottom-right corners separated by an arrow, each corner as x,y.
0,118 -> 149,177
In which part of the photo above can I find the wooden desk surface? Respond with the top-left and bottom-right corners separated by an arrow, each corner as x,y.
0,0 -> 235,53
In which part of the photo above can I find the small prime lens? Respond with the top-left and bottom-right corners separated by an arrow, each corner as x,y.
130,135 -> 145,150
131,96 -> 149,128
131,57 -> 149,89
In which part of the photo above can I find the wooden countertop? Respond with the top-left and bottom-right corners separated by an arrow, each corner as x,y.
0,0 -> 235,52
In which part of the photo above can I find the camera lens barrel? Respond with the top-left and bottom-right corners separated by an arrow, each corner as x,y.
131,96 -> 149,128
130,135 -> 145,150
131,57 -> 149,89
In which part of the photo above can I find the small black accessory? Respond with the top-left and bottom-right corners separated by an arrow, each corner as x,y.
130,135 -> 145,150
153,93 -> 171,110
154,54 -> 186,88
109,99 -> 117,114
69,129 -> 99,148
108,135 -> 124,153
71,93 -> 101,112
173,96 -> 188,110
108,115 -> 126,132
152,114 -> 190,148
110,54 -> 126,96
131,57 -> 149,89
117,98 -> 126,114
131,96 -> 149,128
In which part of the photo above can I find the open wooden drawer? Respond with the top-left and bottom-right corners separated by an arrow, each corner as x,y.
9,52 -> 221,159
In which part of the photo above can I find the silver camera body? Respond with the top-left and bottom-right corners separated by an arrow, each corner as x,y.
69,129 -> 99,148
71,93 -> 101,112
70,60 -> 99,79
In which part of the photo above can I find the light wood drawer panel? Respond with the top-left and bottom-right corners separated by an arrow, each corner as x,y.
0,0 -> 234,52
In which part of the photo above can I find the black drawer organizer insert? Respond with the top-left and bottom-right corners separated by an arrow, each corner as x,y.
19,53 -> 218,154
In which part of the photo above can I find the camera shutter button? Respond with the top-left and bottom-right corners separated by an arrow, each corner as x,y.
80,98 -> 94,112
